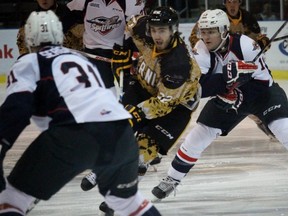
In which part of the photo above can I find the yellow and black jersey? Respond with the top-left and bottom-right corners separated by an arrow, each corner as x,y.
127,16 -> 201,119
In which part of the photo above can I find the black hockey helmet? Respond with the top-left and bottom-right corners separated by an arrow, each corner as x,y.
147,6 -> 179,34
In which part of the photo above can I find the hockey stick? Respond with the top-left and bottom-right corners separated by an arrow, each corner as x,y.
76,50 -> 111,63
252,20 -> 288,62
273,34 -> 288,42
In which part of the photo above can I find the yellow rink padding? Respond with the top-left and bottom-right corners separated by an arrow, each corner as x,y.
0,71 -> 287,83
272,70 -> 288,80
0,75 -> 6,83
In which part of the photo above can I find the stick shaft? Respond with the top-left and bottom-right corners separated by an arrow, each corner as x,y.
252,20 -> 288,62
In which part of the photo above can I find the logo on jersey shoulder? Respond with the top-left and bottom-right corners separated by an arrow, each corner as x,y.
86,16 -> 122,35
252,41 -> 260,51
279,39 -> 288,56
100,109 -> 112,115
192,47 -> 199,55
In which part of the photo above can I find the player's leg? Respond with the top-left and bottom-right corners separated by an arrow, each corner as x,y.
259,82 -> 288,147
0,181 -> 37,215
151,123 -> 222,201
152,99 -> 245,201
80,76 -> 147,192
95,120 -> 160,215
2,124 -> 102,214
137,105 -> 193,179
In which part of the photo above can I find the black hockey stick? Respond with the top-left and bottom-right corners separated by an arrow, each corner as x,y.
252,20 -> 288,62
273,34 -> 288,42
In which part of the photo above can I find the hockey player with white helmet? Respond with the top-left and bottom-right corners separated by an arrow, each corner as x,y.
0,10 -> 161,216
189,0 -> 276,141
151,9 -> 288,201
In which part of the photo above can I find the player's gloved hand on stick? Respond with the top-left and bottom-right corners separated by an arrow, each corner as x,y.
256,34 -> 271,52
214,87 -> 243,112
222,60 -> 257,88
111,43 -> 132,84
125,104 -> 145,129
0,138 -> 12,192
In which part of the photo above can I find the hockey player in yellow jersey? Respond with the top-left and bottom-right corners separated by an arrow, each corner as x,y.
121,5 -> 201,179
83,6 -> 202,215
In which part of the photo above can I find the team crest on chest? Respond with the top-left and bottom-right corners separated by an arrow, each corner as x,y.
87,16 -> 122,35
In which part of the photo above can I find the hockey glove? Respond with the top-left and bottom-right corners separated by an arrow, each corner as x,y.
111,44 -> 132,84
0,138 -> 12,192
125,104 -> 145,129
256,34 -> 271,52
214,88 -> 243,112
222,61 -> 257,87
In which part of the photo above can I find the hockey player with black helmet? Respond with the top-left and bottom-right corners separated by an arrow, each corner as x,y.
97,6 -> 202,215
122,5 -> 201,181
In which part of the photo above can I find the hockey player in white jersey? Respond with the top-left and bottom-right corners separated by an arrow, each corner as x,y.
151,9 -> 288,201
0,10 -> 161,216
61,0 -> 146,96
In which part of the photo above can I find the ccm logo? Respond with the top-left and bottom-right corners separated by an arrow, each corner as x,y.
0,44 -> 13,59
155,125 -> 174,140
263,104 -> 281,116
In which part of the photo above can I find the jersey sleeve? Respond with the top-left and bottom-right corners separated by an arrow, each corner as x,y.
16,26 -> 29,55
66,0 -> 85,10
6,54 -> 39,95
240,35 -> 273,83
193,40 -> 211,75
194,40 -> 227,97
125,0 -> 145,21
189,23 -> 199,48
0,54 -> 38,145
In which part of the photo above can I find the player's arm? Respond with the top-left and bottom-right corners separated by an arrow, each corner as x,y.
189,22 -> 199,48
0,91 -> 33,192
17,26 -> 29,55
194,40 -> 227,97
138,59 -> 193,119
61,1 -> 85,33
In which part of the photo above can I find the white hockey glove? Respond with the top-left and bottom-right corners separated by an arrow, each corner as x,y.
222,61 -> 257,87
214,87 -> 243,112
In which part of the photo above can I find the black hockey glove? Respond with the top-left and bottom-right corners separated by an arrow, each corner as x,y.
0,139 -> 12,192
214,88 -> 243,112
222,61 -> 257,88
111,44 -> 132,84
125,104 -> 145,129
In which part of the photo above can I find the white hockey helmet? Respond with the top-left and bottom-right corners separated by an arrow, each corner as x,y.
198,9 -> 230,51
25,10 -> 63,51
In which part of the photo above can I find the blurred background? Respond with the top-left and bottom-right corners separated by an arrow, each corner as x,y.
0,0 -> 287,28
